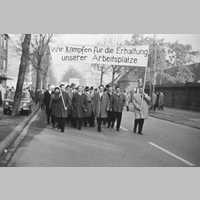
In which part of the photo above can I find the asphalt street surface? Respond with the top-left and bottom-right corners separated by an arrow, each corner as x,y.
8,110 -> 200,167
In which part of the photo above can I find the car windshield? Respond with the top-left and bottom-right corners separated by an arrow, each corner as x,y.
22,91 -> 30,98
5,91 -> 15,99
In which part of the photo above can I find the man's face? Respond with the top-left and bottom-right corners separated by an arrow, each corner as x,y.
61,85 -> 65,91
108,87 -> 113,93
55,89 -> 59,93
50,87 -> 55,92
99,86 -> 104,93
116,87 -> 120,93
78,86 -> 83,93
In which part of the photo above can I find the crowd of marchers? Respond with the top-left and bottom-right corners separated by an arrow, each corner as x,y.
37,83 -> 153,135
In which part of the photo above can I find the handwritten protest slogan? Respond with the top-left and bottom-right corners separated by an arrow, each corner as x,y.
51,45 -> 149,67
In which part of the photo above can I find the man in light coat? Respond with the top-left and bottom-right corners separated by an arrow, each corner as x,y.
132,88 -> 151,135
93,85 -> 110,132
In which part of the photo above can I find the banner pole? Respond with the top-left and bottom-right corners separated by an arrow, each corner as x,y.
140,66 -> 148,109
59,87 -> 67,110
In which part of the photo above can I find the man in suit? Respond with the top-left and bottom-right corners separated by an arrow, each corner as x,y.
112,86 -> 126,131
106,85 -> 115,129
43,84 -> 52,124
72,86 -> 87,130
83,86 -> 93,127
93,85 -> 110,132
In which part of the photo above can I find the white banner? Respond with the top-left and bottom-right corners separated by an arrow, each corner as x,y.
69,78 -> 80,86
51,44 -> 149,67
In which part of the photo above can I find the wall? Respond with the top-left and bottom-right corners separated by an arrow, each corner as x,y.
154,84 -> 200,111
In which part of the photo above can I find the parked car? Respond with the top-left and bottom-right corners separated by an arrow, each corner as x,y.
19,90 -> 33,115
3,89 -> 14,115
3,97 -> 14,115
3,89 -> 33,115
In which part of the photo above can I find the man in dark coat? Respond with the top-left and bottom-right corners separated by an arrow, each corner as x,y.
43,84 -> 52,124
82,86 -> 93,127
50,85 -> 70,132
49,88 -> 58,128
65,85 -> 73,126
112,86 -> 126,131
106,85 -> 115,128
93,85 -> 110,132
58,84 -> 71,132
72,86 -> 87,130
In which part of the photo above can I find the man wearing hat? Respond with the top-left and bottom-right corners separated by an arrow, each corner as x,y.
56,84 -> 71,132
132,87 -> 151,135
112,86 -> 126,131
93,85 -> 110,132
83,86 -> 93,127
43,84 -> 54,125
72,86 -> 87,130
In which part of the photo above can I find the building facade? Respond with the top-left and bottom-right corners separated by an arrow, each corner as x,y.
0,34 -> 9,86
0,34 -> 9,103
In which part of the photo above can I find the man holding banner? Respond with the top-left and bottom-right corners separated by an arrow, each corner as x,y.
56,84 -> 71,132
132,88 -> 151,135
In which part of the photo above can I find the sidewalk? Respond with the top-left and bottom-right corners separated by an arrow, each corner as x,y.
0,107 -> 26,143
0,104 -> 39,145
150,107 -> 200,129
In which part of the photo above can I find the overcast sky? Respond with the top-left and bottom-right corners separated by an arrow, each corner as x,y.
52,34 -> 200,50
50,34 -> 200,83
7,34 -> 200,86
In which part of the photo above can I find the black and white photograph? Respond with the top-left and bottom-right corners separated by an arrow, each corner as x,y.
0,33 -> 200,167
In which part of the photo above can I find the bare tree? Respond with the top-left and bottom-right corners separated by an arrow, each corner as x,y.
30,34 -> 53,92
12,34 -> 31,116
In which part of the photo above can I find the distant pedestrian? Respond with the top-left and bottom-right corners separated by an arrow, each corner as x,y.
154,91 -> 160,111
132,88 -> 151,135
158,92 -> 164,110
152,92 -> 157,111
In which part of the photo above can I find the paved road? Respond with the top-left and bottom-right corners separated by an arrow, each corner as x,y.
9,110 -> 200,167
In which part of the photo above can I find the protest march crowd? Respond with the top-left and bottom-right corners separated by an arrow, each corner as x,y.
36,83 -> 153,135
0,82 -> 165,135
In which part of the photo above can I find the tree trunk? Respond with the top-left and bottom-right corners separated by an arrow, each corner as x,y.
12,34 -> 31,116
35,68 -> 41,92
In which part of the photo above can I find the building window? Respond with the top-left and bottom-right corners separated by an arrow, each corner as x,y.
0,60 -> 3,70
3,60 -> 6,70
3,38 -> 7,49
0,36 -> 2,48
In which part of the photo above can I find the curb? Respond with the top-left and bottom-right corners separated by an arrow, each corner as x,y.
150,114 -> 200,130
0,106 -> 39,159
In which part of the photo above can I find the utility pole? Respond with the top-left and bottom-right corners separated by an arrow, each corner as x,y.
152,34 -> 157,93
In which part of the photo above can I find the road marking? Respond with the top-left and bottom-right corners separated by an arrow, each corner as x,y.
121,126 -> 128,131
149,142 -> 195,166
